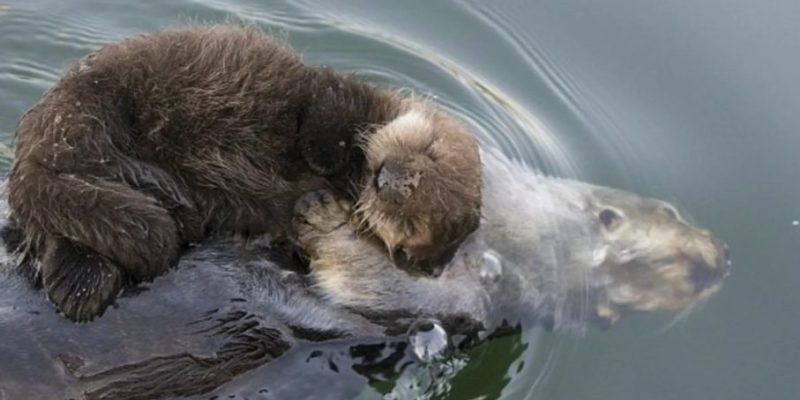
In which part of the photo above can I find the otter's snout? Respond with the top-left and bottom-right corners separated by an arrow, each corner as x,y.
689,240 -> 731,292
375,160 -> 421,204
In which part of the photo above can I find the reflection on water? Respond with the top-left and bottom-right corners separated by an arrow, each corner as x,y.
0,0 -> 797,399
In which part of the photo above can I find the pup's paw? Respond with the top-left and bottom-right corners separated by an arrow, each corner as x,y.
42,241 -> 124,322
293,189 -> 351,237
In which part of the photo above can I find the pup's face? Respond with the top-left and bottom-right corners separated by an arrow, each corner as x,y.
355,105 -> 482,274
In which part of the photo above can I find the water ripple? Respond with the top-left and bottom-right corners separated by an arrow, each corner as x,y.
0,3 -> 585,397
464,1 -> 645,182
183,0 -> 332,32
290,11 -> 577,175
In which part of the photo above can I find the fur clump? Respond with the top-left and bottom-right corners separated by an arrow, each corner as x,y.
8,25 -> 482,321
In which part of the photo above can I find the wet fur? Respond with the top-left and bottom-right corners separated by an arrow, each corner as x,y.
0,149 -> 728,398
7,25 -> 481,321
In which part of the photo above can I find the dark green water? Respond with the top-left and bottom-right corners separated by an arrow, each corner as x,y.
0,1 -> 797,399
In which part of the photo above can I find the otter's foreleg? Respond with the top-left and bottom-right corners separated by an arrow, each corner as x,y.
8,163 -> 180,321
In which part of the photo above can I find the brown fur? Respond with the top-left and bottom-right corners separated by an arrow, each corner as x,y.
7,25 -> 481,321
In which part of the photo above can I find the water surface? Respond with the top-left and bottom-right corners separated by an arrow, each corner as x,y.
0,0 -> 797,399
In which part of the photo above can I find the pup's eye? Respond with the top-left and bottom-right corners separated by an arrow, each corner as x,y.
393,247 -> 411,265
599,208 -> 621,228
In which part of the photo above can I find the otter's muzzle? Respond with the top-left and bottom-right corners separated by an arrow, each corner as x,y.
689,240 -> 731,293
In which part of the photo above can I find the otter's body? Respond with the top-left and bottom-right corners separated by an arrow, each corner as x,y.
296,149 -> 730,331
8,25 -> 482,322
0,150 -> 728,399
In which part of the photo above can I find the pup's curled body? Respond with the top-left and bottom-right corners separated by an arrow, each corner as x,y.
8,25 -> 482,321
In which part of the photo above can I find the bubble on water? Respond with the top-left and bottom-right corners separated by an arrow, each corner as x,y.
792,220 -> 799,226
408,319 -> 449,362
479,250 -> 503,282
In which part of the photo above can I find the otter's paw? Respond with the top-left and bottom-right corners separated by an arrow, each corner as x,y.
293,189 -> 351,236
42,241 -> 124,322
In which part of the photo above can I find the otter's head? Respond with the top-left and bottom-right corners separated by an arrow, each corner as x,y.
477,150 -> 730,331
585,187 -> 730,326
354,102 -> 482,274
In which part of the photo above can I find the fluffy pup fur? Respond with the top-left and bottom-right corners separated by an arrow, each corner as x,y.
7,25 -> 481,321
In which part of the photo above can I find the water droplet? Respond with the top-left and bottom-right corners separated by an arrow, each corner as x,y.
479,250 -> 502,282
408,319 -> 448,362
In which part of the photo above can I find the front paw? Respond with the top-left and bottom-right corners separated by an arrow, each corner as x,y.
42,240 -> 124,322
293,189 -> 351,238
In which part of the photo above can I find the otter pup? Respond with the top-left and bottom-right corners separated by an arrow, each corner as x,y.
7,25 -> 481,322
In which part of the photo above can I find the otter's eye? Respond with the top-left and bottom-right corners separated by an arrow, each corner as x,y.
599,208 -> 621,228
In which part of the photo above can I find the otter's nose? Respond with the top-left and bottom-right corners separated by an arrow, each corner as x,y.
689,240 -> 731,292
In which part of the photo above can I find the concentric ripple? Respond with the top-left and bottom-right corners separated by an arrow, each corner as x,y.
0,1 -> 613,398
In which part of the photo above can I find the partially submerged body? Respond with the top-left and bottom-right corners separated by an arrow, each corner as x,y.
297,149 -> 729,331
0,149 -> 729,399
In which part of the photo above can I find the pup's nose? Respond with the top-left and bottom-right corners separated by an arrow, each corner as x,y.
376,162 -> 396,190
375,161 -> 419,204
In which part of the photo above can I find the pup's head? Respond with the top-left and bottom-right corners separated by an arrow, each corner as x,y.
354,102 -> 482,274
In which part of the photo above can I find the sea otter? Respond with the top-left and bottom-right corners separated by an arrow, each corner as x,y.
6,25 -> 482,322
0,149 -> 729,399
293,149 -> 730,331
